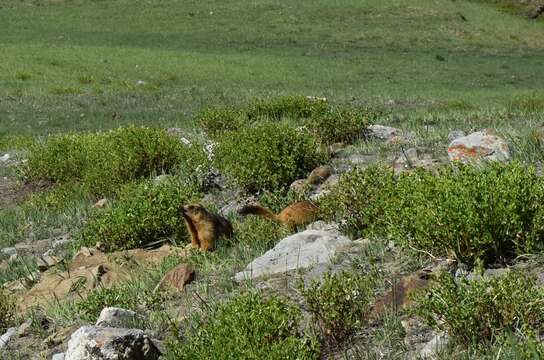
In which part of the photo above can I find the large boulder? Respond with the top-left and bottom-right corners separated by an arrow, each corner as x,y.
235,227 -> 352,282
65,326 -> 161,360
447,130 -> 510,163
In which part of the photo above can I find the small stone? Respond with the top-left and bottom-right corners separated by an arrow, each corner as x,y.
17,319 -> 33,337
37,254 -> 62,271
0,154 -> 10,162
420,332 -> 449,358
367,124 -> 403,141
1,247 -> 17,256
328,142 -> 346,156
52,353 -> 65,360
93,198 -> 107,208
0,327 -> 17,350
96,307 -> 143,328
154,264 -> 195,293
77,247 -> 94,257
307,165 -> 333,185
289,179 -> 308,193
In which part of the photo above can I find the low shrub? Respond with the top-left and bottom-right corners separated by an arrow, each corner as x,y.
246,95 -> 329,121
320,162 -> 544,266
74,283 -> 163,323
298,271 -> 377,343
415,271 -> 544,347
167,291 -> 320,360
390,162 -> 544,265
0,289 -> 16,332
234,216 -> 290,249
196,107 -> 248,138
214,122 -> 327,192
25,126 -> 201,196
319,165 -> 395,239
80,178 -> 200,251
305,106 -> 378,144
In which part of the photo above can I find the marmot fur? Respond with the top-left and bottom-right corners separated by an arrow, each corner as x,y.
238,200 -> 319,228
181,204 -> 233,251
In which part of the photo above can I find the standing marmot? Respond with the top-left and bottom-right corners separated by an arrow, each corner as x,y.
181,204 -> 233,251
238,200 -> 319,228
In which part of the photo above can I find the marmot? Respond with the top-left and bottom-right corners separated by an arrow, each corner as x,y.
238,200 -> 319,228
181,204 -> 233,251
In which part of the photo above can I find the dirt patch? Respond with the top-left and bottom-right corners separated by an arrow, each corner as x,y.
0,177 -> 53,207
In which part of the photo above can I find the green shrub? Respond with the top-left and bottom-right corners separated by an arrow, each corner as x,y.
246,95 -> 329,121
214,122 -> 327,192
390,162 -> 544,265
167,291 -> 319,360
0,289 -> 16,332
196,107 -> 248,138
415,271 -> 544,347
25,126 -> 201,196
305,107 -> 378,144
321,162 -> 544,266
234,216 -> 290,249
80,178 -> 200,251
298,271 -> 377,343
319,165 -> 395,239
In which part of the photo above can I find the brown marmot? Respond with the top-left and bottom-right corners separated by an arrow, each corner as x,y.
181,204 -> 233,251
238,200 -> 319,228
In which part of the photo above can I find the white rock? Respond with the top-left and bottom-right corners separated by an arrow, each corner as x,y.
96,307 -> 142,328
0,154 -> 10,162
420,332 -> 449,358
1,247 -> 17,256
0,327 -> 17,350
448,130 -> 510,163
447,130 -> 466,142
65,326 -> 161,360
235,228 -> 351,282
52,353 -> 65,360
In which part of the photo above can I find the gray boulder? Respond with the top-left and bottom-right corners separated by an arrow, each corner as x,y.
235,227 -> 351,282
65,326 -> 161,360
448,130 -> 510,163
0,327 -> 17,350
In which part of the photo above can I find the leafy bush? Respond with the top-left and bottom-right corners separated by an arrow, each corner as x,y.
415,271 -> 544,346
0,289 -> 16,332
80,178 -> 200,251
196,107 -> 247,138
320,162 -> 544,266
305,107 -> 378,144
246,95 -> 329,121
25,126 -> 201,196
167,291 -> 319,360
298,271 -> 377,343
234,216 -> 290,249
319,165 -> 395,239
214,122 -> 327,192
390,163 -> 544,265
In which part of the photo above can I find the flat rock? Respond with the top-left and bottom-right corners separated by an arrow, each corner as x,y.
1,247 -> 17,256
96,307 -> 143,328
153,264 -> 195,293
52,353 -> 66,360
419,332 -> 449,359
447,130 -> 466,142
448,130 -> 510,163
37,254 -> 63,271
367,125 -> 402,141
65,326 -> 161,360
235,228 -> 352,282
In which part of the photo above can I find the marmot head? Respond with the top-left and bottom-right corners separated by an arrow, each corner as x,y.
181,203 -> 207,221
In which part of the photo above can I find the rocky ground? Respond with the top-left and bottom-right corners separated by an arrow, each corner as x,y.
2,122 -> 544,360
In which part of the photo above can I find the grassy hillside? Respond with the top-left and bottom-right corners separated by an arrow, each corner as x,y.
0,0 -> 543,136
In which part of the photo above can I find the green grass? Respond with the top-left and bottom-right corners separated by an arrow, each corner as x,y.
0,0 -> 543,136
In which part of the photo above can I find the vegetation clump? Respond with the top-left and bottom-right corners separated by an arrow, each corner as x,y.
25,126 -> 203,196
298,271 -> 377,343
0,289 -> 16,332
167,291 -> 320,360
214,121 -> 327,192
80,178 -> 200,251
415,270 -> 544,352
321,162 -> 544,266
